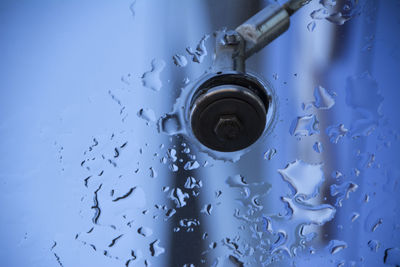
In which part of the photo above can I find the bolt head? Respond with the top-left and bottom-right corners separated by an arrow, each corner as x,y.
224,31 -> 240,45
214,115 -> 242,141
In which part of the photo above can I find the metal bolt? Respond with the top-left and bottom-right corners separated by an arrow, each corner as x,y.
214,115 -> 242,141
224,31 -> 240,45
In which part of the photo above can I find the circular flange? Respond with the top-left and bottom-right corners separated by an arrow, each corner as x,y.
190,73 -> 271,152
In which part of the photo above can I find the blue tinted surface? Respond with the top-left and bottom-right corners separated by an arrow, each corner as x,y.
0,0 -> 399,266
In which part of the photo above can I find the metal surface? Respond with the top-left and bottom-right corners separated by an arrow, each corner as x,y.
235,0 -> 311,59
189,0 -> 310,152
190,73 -> 270,152
236,4 -> 290,59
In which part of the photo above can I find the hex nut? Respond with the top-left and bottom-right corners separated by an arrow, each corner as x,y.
214,115 -> 242,140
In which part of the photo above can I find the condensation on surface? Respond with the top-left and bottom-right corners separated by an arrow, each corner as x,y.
42,1 -> 400,266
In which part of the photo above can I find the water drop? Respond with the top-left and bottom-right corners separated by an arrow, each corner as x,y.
184,176 -> 202,189
169,188 -> 189,208
283,196 -> 336,226
331,170 -> 343,179
310,8 -> 329,20
169,164 -> 178,172
138,227 -> 153,237
330,181 -> 358,207
290,114 -> 320,136
141,59 -> 166,91
368,240 -> 380,252
179,218 -> 200,228
137,108 -> 156,122
326,124 -> 348,143
371,218 -> 383,232
307,21 -> 316,32
226,174 -> 247,188
327,240 -> 347,255
167,148 -> 177,162
172,54 -> 188,67
201,204 -> 213,215
186,35 -> 209,63
313,141 -> 323,153
278,159 -> 324,199
384,248 -> 400,265
129,1 -> 137,18
264,148 -> 277,160
313,85 -> 335,109
149,167 -> 157,178
326,12 -> 349,25
165,208 -> 176,220
351,212 -> 360,222
158,113 -> 182,135
149,240 -> 165,257
184,160 -> 200,170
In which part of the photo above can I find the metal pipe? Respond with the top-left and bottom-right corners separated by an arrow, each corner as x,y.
212,0 -> 310,73
235,0 -> 311,59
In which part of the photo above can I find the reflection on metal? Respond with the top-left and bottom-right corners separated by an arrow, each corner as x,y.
190,73 -> 269,152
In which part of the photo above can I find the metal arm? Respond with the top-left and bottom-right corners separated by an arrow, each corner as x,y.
212,0 -> 310,72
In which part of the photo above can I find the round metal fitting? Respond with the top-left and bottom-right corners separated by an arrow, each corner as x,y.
190,73 -> 272,152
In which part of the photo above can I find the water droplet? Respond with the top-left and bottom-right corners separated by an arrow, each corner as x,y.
320,0 -> 336,7
167,148 -> 177,162
284,196 -> 336,226
290,114 -> 320,136
179,218 -> 200,229
184,176 -> 202,189
158,113 -> 182,135
330,181 -> 358,207
313,85 -> 335,109
129,1 -> 137,18
313,141 -> 323,153
184,160 -> 200,170
327,240 -> 347,255
307,21 -> 316,32
172,54 -> 188,67
186,35 -> 209,63
310,8 -> 329,20
165,208 -> 176,220
326,124 -> 348,143
331,170 -> 343,179
371,218 -> 383,232
169,188 -> 189,208
368,240 -> 380,252
326,12 -> 349,25
149,167 -> 157,178
169,164 -> 178,172
384,247 -> 400,265
137,226 -> 153,237
201,204 -> 213,215
149,240 -> 165,257
278,159 -> 324,199
141,59 -> 166,91
351,212 -> 360,222
264,148 -> 277,160
226,174 -> 247,188
137,108 -> 156,122
91,184 -> 102,224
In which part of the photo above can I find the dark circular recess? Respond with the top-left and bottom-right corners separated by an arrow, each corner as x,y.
190,73 -> 270,152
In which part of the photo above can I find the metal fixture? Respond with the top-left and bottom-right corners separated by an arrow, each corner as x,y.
189,0 -> 310,152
